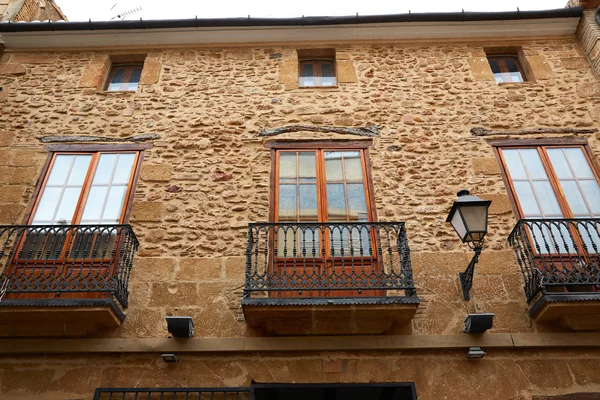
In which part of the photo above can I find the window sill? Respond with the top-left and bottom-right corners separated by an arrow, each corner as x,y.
497,81 -> 535,88
99,90 -> 139,96
298,85 -> 339,89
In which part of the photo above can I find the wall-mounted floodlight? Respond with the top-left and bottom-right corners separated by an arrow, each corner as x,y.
166,316 -> 194,338
467,347 -> 486,359
161,353 -> 179,363
463,313 -> 495,334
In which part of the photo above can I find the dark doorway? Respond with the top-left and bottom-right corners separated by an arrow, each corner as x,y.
252,383 -> 417,400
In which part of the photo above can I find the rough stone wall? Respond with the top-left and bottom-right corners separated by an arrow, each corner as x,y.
1,349 -> 600,399
0,39 -> 599,339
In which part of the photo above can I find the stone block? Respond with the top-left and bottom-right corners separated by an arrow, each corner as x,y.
471,157 -> 501,175
1,368 -> 55,394
10,54 -> 58,64
225,256 -> 246,281
561,57 -> 590,70
131,257 -> 177,282
480,193 -> 513,215
477,250 -> 519,274
131,202 -> 164,222
412,251 -> 471,276
467,57 -> 494,81
140,163 -> 172,182
577,81 -> 600,98
10,150 -> 42,167
0,149 -> 9,165
140,61 -> 161,85
517,360 -> 573,389
177,257 -> 223,281
121,308 -> 163,337
0,185 -> 24,203
279,60 -> 299,87
224,49 -> 253,60
0,64 -> 26,75
0,204 -> 24,224
337,60 -> 357,83
9,167 -> 37,184
149,282 -> 199,307
525,55 -> 553,80
0,131 -> 13,147
568,359 -> 600,386
79,61 -> 109,89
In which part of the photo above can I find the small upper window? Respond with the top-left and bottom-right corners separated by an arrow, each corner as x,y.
487,55 -> 526,84
299,60 -> 337,87
105,64 -> 143,92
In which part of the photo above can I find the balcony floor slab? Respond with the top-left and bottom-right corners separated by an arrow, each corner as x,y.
530,293 -> 600,331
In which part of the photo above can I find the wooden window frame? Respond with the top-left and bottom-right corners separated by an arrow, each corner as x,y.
267,141 -> 377,224
487,55 -> 527,83
491,139 -> 600,223
298,59 -> 337,88
22,144 -> 148,226
104,63 -> 144,92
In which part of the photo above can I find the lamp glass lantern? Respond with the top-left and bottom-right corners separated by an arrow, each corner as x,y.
446,190 -> 492,245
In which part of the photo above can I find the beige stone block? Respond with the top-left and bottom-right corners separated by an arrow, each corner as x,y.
0,64 -> 26,76
177,257 -> 223,281
0,149 -> 9,165
0,131 -> 13,147
467,57 -> 494,81
131,202 -> 164,222
0,185 -> 24,203
0,204 -> 24,224
412,251 -> 471,276
568,359 -> 600,386
471,157 -> 501,175
79,62 -> 109,89
140,61 -> 161,85
561,57 -> 590,70
225,256 -> 246,281
10,150 -> 41,167
140,163 -> 172,182
337,60 -> 357,83
0,166 -> 11,184
224,48 -> 253,60
149,282 -> 199,307
9,167 -> 37,184
469,275 -> 508,302
121,308 -> 163,337
517,360 -> 573,389
10,54 -> 58,64
477,250 -> 519,274
132,257 -> 176,282
0,368 -> 55,395
525,55 -> 553,80
577,81 -> 600,98
279,60 -> 298,85
480,193 -> 513,215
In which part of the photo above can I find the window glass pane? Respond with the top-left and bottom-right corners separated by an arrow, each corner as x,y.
278,184 -> 297,220
298,184 -> 318,221
47,155 -> 73,186
102,185 -> 128,222
55,187 -> 83,224
324,152 -> 343,181
546,149 -> 573,179
107,68 -> 125,91
520,149 -> 547,179
488,59 -> 501,74
32,187 -> 61,222
580,180 -> 600,215
560,180 -> 591,216
66,155 -> 93,186
502,149 -> 527,180
81,186 -> 108,222
321,62 -> 336,86
513,181 -> 542,217
326,183 -> 346,221
347,183 -> 368,221
343,152 -> 363,181
505,58 -> 519,73
532,181 -> 563,216
564,148 -> 594,179
300,63 -> 315,87
279,153 -> 296,182
93,154 -> 117,185
128,67 -> 142,91
298,152 -> 316,182
112,154 -> 136,184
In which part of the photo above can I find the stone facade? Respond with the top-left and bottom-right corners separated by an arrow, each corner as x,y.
1,15 -> 600,400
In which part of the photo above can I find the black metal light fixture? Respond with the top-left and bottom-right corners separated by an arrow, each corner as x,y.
161,353 -> 180,363
466,347 -> 486,359
446,190 -> 492,301
463,313 -> 495,334
166,316 -> 195,338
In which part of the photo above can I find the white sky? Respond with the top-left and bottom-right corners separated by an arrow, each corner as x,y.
55,0 -> 570,22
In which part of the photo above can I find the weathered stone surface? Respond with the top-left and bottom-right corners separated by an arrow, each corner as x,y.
149,282 -> 200,307
131,202 -> 164,222
37,133 -> 160,143
0,204 -> 24,223
337,60 -> 357,83
140,164 -> 173,182
0,131 -> 13,147
79,62 -> 108,88
140,61 -> 161,85
561,57 -> 590,70
0,185 -> 24,203
480,193 -> 513,215
10,54 -> 58,64
0,64 -> 25,75
131,257 -> 177,282
9,167 -> 37,184
468,57 -> 495,81
526,54 -> 553,79
176,257 -> 223,281
471,157 -> 501,175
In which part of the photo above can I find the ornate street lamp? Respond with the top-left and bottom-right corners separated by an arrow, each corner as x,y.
446,190 -> 492,300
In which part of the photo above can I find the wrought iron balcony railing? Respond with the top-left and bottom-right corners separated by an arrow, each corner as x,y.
0,224 -> 138,308
508,219 -> 600,302
243,222 -> 416,300
94,388 -> 251,400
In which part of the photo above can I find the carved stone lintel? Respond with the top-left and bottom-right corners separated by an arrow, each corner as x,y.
37,133 -> 161,143
470,127 -> 599,137
259,125 -> 380,137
